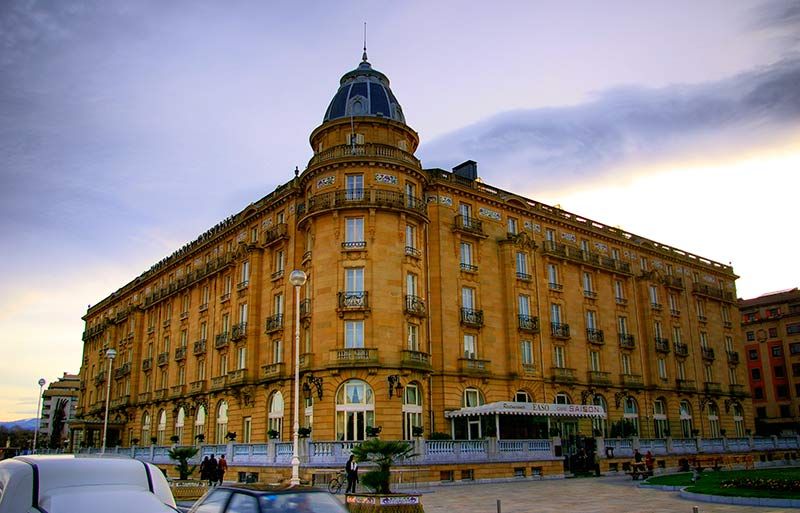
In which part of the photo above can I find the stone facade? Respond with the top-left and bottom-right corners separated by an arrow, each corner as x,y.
72,55 -> 751,449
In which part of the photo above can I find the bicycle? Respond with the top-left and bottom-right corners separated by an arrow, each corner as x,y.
327,471 -> 345,494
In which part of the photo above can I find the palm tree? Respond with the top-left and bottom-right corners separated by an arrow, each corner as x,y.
168,446 -> 199,480
351,439 -> 414,494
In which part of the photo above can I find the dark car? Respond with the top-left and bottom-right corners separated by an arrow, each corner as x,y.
188,485 -> 349,513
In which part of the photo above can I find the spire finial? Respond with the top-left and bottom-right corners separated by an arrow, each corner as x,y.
362,22 -> 368,62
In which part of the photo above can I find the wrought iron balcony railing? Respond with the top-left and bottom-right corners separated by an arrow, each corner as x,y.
300,299 -> 312,318
404,295 -> 427,317
261,223 -> 288,247
518,315 -> 540,333
727,351 -> 740,364
215,332 -> 229,349
338,291 -> 369,310
174,346 -> 187,361
655,337 -> 670,353
586,328 -> 604,344
588,370 -> 612,385
701,347 -> 715,360
453,215 -> 485,236
300,187 -> 427,218
676,379 -> 696,391
460,262 -> 478,273
157,352 -> 169,366
551,322 -> 570,339
619,333 -> 635,349
674,342 -> 689,357
193,339 -> 207,355
231,322 -> 248,341
142,358 -> 153,371
620,373 -> 644,388
460,307 -> 484,327
265,314 -> 284,333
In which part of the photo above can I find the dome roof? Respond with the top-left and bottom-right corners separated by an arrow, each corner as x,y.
323,54 -> 406,124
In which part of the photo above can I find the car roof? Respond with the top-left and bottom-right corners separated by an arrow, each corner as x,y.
0,455 -> 175,511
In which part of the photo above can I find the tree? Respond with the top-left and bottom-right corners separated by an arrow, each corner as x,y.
350,439 -> 414,494
168,446 -> 199,480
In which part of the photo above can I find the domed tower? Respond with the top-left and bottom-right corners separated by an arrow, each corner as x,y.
297,53 -> 430,441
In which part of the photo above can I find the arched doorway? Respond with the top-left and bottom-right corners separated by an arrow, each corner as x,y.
268,391 -> 285,439
215,401 -> 228,443
335,379 -> 375,441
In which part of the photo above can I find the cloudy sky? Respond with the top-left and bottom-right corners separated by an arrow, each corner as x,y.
1,0 -> 799,421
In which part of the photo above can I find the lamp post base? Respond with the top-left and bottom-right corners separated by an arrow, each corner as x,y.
290,456 -> 301,486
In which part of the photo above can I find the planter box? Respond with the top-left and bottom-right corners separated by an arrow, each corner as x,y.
346,494 -> 423,513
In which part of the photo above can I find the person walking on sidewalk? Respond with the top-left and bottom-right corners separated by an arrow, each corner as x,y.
217,454 -> 228,485
345,455 -> 359,493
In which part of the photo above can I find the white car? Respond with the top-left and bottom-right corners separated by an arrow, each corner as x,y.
0,454 -> 179,513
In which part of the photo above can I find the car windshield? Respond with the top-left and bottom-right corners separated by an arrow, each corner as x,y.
259,492 -> 347,513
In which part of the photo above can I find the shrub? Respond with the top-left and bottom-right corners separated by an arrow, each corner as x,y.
267,429 -> 279,439
298,427 -> 312,438
168,446 -> 199,480
351,438 -> 414,494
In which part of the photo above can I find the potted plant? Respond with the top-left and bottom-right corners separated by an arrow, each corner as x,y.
195,434 -> 205,443
267,429 -> 279,439
298,427 -> 312,438
150,437 -> 158,445
366,426 -> 382,438
131,438 -> 140,446
411,426 -> 424,438
168,446 -> 199,480
351,438 -> 414,494
225,431 -> 237,442
719,429 -> 727,437
691,429 -> 700,437
170,435 -> 180,444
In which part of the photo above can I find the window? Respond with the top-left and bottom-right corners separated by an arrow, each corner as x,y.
174,407 -> 185,442
223,275 -> 232,295
273,293 -> 284,316
402,383 -> 423,440
654,321 -> 663,339
769,327 -> 778,338
550,303 -> 562,325
704,365 -> 713,383
754,387 -> 764,399
672,326 -> 682,344
462,287 -> 475,309
515,390 -> 531,402
748,349 -> 758,360
788,323 -> 800,335
463,387 -> 484,407
657,358 -> 667,379
194,405 -> 206,442
771,345 -> 783,357
554,346 -> 566,368
463,334 -> 476,359
555,393 -> 570,405
459,203 -> 472,223
197,359 -> 205,380
515,252 -> 528,276
586,310 -> 597,330
614,280 -> 625,301
157,410 -> 167,445
240,261 -> 250,286
722,305 -> 731,323
679,400 -> 693,438
589,351 -> 601,371
733,405 -> 745,437
275,250 -> 285,273
547,264 -> 560,288
756,406 -> 766,417
219,354 -> 228,375
507,217 -> 518,234
707,403 -> 720,438
345,267 -> 364,292
699,332 -> 708,347
725,336 -> 734,352
545,228 -> 555,241
728,366 -> 737,385
345,218 -> 364,244
406,273 -> 418,298
648,285 -> 659,306
640,257 -> 648,271
336,379 -> 375,441
141,412 -> 151,444
238,303 -> 248,324
460,242 -> 474,269
405,182 -> 417,207
582,272 -> 594,296
792,363 -> 800,377
623,397 -> 640,435
178,365 -> 185,385
580,239 -> 590,253
779,404 -> 790,417
621,353 -> 631,375
345,320 -> 364,348
653,399 -> 668,438
696,299 -> 706,318
215,401 -> 228,443
677,360 -> 686,380
746,331 -> 755,341
345,174 -> 364,200
520,340 -> 533,365
791,343 -> 800,355
407,324 -> 419,351
268,392 -> 284,438
668,294 -> 679,313
237,347 -> 246,369
751,368 -> 761,381
774,365 -> 785,378
405,224 -> 417,251
272,339 -> 282,363
519,295 -> 531,316
618,316 -> 629,335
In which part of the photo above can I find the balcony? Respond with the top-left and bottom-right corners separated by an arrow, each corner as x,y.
231,322 -> 248,342
620,373 -> 644,388
210,375 -> 228,390
723,320 -> 733,329
548,282 -> 564,292
670,309 -> 681,317
674,342 -> 689,357
676,379 -> 696,392
701,347 -> 715,361
137,392 -> 151,403
459,262 -> 478,273
93,371 -> 106,386
615,297 -> 628,306
299,353 -> 313,370
518,315 -> 540,333
551,367 -> 577,384
261,223 -> 288,247
193,339 -> 207,355
405,246 -> 421,259
163,318 -> 171,328
329,348 -> 379,368
300,186 -> 427,218
460,308 -> 484,328
180,310 -> 189,321
215,333 -> 229,349
307,141 -> 421,172
142,358 -> 153,371
401,350 -> 433,371
271,269 -> 285,280
453,215 -> 485,237
586,328 -> 604,344
199,302 -> 208,312
220,292 -> 231,303
516,272 -> 532,281
113,362 -> 131,380
300,299 -> 312,319
662,275 -> 685,289
541,240 -> 632,274
551,322 -> 571,339
651,302 -> 663,312
729,384 -> 747,397
157,352 -> 169,366
153,388 -> 167,400
261,363 -> 286,380
727,351 -> 740,364
341,241 -> 367,250
583,290 -> 598,300
619,334 -> 635,349
227,368 -> 249,386
338,291 -> 369,313
265,314 -> 284,333
692,283 -> 736,303
654,337 -> 670,353
459,357 -> 491,375
189,380 -> 206,394
170,384 -> 185,397
110,396 -> 130,408
236,280 -> 249,291
704,381 -> 722,394
404,295 -> 427,317
588,370 -> 612,385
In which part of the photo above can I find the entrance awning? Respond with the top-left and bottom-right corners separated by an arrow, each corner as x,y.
445,401 -> 606,419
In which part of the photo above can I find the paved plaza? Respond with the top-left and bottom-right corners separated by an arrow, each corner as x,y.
415,476 -> 794,513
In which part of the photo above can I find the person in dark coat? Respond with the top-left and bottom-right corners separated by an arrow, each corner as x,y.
200,456 -> 209,482
345,455 -> 358,493
207,454 -> 218,486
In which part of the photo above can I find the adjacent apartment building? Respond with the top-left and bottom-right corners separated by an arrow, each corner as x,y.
71,53 -> 751,449
740,288 -> 800,435
39,373 -> 80,449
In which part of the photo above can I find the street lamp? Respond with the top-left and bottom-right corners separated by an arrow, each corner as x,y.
288,269 -> 307,486
101,348 -> 117,455
32,378 -> 45,453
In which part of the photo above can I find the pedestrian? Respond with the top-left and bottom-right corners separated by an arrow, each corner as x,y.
345,454 -> 358,493
645,450 -> 654,475
200,456 -> 209,483
217,454 -> 228,485
593,450 -> 601,477
207,454 -> 218,486
634,448 -> 643,463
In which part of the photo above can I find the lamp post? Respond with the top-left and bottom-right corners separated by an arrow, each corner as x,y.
101,348 -> 117,455
288,269 -> 307,486
32,378 -> 45,454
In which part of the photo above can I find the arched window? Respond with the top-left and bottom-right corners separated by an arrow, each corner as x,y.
268,392 -> 285,439
462,387 -> 485,407
679,400 -> 693,438
194,405 -> 206,443
141,411 -> 151,444
335,379 -> 375,441
514,390 -> 532,403
157,409 -> 167,445
623,397 -> 640,435
215,401 -> 229,443
402,382 -> 423,440
733,404 -> 745,437
653,398 -> 669,438
554,392 -> 571,405
592,395 -> 609,437
175,407 -> 186,443
707,402 -> 720,438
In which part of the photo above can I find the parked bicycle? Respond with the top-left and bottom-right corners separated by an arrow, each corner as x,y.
327,471 -> 346,494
